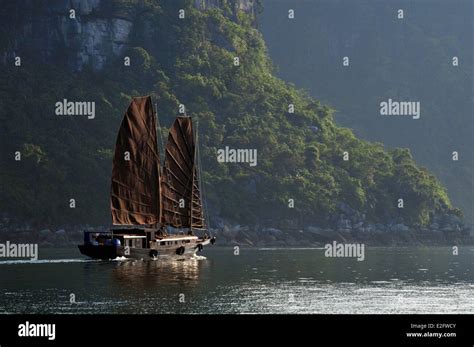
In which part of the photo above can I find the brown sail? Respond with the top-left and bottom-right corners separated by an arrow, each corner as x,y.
110,96 -> 161,225
161,117 -> 205,229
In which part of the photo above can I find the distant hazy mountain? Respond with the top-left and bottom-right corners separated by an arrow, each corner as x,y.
260,0 -> 473,223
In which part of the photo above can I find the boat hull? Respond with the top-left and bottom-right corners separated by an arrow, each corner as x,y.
78,244 -> 119,260
78,237 -> 214,261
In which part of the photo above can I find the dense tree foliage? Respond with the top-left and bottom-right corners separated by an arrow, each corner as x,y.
0,0 -> 461,228
260,0 -> 472,223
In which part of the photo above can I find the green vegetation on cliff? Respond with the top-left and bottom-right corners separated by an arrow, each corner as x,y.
0,0 -> 462,228
260,0 -> 472,224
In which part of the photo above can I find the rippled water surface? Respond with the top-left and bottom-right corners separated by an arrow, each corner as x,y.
0,247 -> 472,314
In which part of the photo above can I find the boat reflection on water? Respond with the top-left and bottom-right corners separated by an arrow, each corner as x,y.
111,255 -> 208,288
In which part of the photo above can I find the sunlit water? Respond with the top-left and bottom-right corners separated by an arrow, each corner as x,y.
0,247 -> 472,314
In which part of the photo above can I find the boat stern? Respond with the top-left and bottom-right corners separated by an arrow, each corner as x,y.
78,231 -> 123,260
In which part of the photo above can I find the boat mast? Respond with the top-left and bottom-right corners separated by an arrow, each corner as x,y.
155,101 -> 164,231
195,120 -> 209,234
190,118 -> 195,235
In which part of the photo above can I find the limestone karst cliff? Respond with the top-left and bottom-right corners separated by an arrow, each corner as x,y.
1,0 -> 256,71
0,0 -> 466,236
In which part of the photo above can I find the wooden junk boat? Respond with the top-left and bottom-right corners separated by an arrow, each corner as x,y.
78,96 -> 215,260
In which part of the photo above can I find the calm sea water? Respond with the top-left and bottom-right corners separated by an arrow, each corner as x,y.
0,247 -> 472,314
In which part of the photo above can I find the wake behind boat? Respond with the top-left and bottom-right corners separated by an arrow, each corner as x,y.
78,96 -> 215,260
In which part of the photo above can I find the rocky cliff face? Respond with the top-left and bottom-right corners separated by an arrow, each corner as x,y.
1,0 -> 132,70
1,0 -> 255,71
194,0 -> 255,13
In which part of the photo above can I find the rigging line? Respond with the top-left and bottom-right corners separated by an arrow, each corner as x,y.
155,102 -> 170,228
189,122 -> 196,234
165,149 -> 193,184
155,103 -> 165,161
163,119 -> 193,229
163,150 -> 183,229
125,100 -> 160,155
167,155 -> 196,201
121,118 -> 161,160
196,120 -> 211,233
176,118 -> 195,168
167,133 -> 193,172
163,165 -> 182,229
